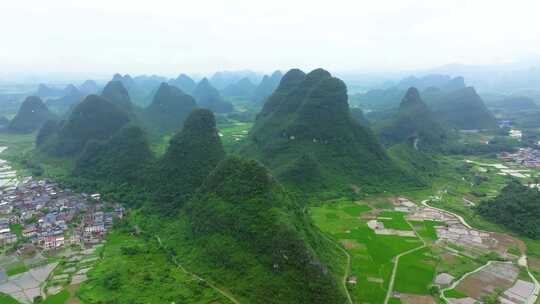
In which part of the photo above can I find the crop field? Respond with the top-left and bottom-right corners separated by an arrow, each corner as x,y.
217,121 -> 252,151
394,247 -> 436,294
378,211 -> 413,231
311,200 -> 431,303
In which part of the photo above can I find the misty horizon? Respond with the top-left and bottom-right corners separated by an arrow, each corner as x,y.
1,0 -> 540,80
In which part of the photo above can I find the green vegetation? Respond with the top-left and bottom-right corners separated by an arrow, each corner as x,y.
376,87 -> 447,149
0,293 -> 20,304
74,125 -> 153,186
6,263 -> 29,276
154,108 -> 225,209
144,82 -> 197,134
394,247 -> 436,294
78,231 -> 231,304
243,68 -> 422,196
252,71 -> 282,103
8,96 -> 56,133
311,200 -> 424,303
39,95 -> 129,156
445,288 -> 467,298
193,78 -> 233,113
168,73 -> 197,94
427,87 -> 498,130
42,290 -> 69,304
180,156 -> 345,303
411,221 -> 445,242
378,211 -> 412,231
101,80 -> 133,111
477,180 -> 540,239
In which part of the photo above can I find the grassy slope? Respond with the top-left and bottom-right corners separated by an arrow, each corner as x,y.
77,230 -> 232,304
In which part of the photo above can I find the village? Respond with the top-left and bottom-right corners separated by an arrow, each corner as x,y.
499,147 -> 540,168
0,177 -> 123,254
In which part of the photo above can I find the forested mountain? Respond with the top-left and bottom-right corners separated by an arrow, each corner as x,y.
154,108 -> 225,208
8,96 -> 56,133
376,87 -> 447,149
34,84 -> 65,98
168,74 -> 197,94
428,87 -> 497,130
46,85 -> 85,110
183,156 -> 346,303
243,68 -> 420,193
397,74 -> 465,91
192,78 -> 233,113
101,81 -> 133,111
39,95 -> 129,156
144,83 -> 197,134
253,70 -> 283,103
210,70 -> 260,89
79,80 -> 100,94
74,125 -> 153,185
221,77 -> 257,100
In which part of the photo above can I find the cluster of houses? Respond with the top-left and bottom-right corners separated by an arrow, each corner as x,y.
0,177 -> 123,253
499,147 -> 540,168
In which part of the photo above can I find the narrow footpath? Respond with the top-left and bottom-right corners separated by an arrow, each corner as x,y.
383,215 -> 428,304
155,236 -> 241,304
320,232 -> 353,304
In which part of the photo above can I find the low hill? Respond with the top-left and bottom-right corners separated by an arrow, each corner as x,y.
74,125 -> 153,185
168,74 -> 197,94
154,108 -> 225,209
477,180 -> 540,239
35,84 -> 65,98
36,120 -> 62,147
8,96 -> 56,133
40,95 -> 130,156
183,156 -> 346,303
376,87 -> 447,149
243,68 -> 420,194
428,87 -> 497,130
192,78 -> 233,113
101,81 -> 133,111
253,70 -> 283,103
397,74 -> 465,92
79,80 -> 100,94
221,77 -> 257,100
144,83 -> 197,134
46,85 -> 85,111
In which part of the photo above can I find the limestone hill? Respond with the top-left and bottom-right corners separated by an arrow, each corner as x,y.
243,68 -> 420,193
8,96 -> 56,133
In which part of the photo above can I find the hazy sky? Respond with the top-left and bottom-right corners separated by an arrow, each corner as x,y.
1,0 -> 539,78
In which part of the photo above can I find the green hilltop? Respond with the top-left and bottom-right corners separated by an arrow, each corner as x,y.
101,80 -> 133,111
153,108 -> 225,209
242,68 -> 421,194
182,156 -> 346,303
39,94 -> 130,156
427,87 -> 498,130
8,96 -> 56,133
168,73 -> 197,94
376,87 -> 447,150
144,82 -> 197,134
74,125 -> 153,186
192,78 -> 234,113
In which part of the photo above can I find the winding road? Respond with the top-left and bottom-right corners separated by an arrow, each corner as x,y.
421,199 -> 540,304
